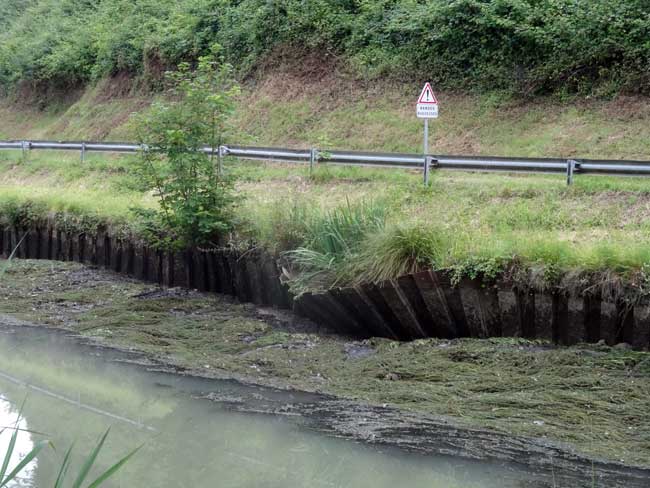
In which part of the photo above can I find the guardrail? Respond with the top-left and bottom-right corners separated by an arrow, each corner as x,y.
2,139 -> 650,185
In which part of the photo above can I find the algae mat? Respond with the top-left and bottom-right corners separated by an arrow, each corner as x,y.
0,259 -> 649,472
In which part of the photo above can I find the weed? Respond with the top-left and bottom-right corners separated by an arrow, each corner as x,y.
344,224 -> 448,285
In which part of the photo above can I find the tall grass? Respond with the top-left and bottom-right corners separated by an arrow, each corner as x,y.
343,224 -> 448,285
282,199 -> 387,292
0,154 -> 153,229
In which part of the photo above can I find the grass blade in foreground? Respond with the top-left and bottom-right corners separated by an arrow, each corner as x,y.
86,444 -> 142,488
53,443 -> 75,488
0,234 -> 26,280
0,407 -> 138,487
0,397 -> 26,482
0,440 -> 50,488
71,428 -> 111,488
69,427 -> 140,488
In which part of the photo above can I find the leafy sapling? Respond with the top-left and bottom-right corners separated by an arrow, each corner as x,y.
132,44 -> 241,250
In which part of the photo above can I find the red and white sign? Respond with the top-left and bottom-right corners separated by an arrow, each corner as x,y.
416,82 -> 438,119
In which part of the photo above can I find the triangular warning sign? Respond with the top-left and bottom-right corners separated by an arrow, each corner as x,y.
417,83 -> 438,104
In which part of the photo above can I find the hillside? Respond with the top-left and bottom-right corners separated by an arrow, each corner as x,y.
1,0 -> 649,98
2,0 -> 650,158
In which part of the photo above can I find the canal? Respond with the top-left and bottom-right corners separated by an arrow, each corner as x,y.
0,325 -> 540,487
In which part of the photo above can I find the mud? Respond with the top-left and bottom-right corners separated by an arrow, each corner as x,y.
1,260 -> 650,486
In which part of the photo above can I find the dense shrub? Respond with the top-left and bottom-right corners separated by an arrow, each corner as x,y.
1,0 -> 649,95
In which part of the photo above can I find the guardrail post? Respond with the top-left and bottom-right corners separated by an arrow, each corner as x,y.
423,155 -> 430,186
80,142 -> 86,163
309,148 -> 318,177
424,156 -> 438,186
566,159 -> 577,186
217,145 -> 228,177
21,141 -> 29,161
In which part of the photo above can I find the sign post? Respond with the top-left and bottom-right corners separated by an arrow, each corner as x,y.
416,83 -> 438,185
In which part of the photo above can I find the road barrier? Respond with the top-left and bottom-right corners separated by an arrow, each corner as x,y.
2,139 -> 650,185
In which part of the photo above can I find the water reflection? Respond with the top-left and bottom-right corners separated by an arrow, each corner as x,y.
0,327 -> 537,488
0,394 -> 36,487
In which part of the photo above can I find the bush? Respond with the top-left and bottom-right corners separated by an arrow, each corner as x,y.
1,0 -> 649,95
132,46 -> 241,249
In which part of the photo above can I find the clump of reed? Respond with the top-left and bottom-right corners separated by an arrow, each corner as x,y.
281,198 -> 387,292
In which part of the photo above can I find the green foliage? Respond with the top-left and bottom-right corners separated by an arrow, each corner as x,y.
1,0 -> 650,95
0,0 -> 97,90
0,199 -> 48,227
347,0 -> 650,95
0,0 -> 32,32
449,255 -> 510,286
132,46 -> 241,249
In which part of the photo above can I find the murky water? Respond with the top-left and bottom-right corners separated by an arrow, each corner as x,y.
0,326 -> 538,488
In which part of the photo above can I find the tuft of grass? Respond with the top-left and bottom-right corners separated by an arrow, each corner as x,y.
302,199 -> 387,257
343,224 -> 448,285
282,199 -> 387,292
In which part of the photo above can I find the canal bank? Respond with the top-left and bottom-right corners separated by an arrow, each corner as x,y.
3,223 -> 649,348
1,259 -> 649,487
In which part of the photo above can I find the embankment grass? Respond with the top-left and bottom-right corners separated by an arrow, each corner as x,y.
4,150 -> 650,292
0,152 -> 153,227
232,89 -> 650,159
3,77 -> 650,159
236,161 -> 650,292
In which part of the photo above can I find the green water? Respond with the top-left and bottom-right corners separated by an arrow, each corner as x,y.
0,326 -> 536,488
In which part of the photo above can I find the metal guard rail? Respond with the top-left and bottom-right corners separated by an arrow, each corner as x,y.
2,140 -> 650,185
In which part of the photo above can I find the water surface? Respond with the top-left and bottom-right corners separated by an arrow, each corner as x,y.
0,326 -> 537,487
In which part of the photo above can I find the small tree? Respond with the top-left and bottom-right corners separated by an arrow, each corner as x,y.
133,45 -> 241,249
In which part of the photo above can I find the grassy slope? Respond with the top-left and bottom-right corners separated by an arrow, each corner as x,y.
2,74 -> 650,288
1,259 -> 649,468
2,70 -> 650,158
